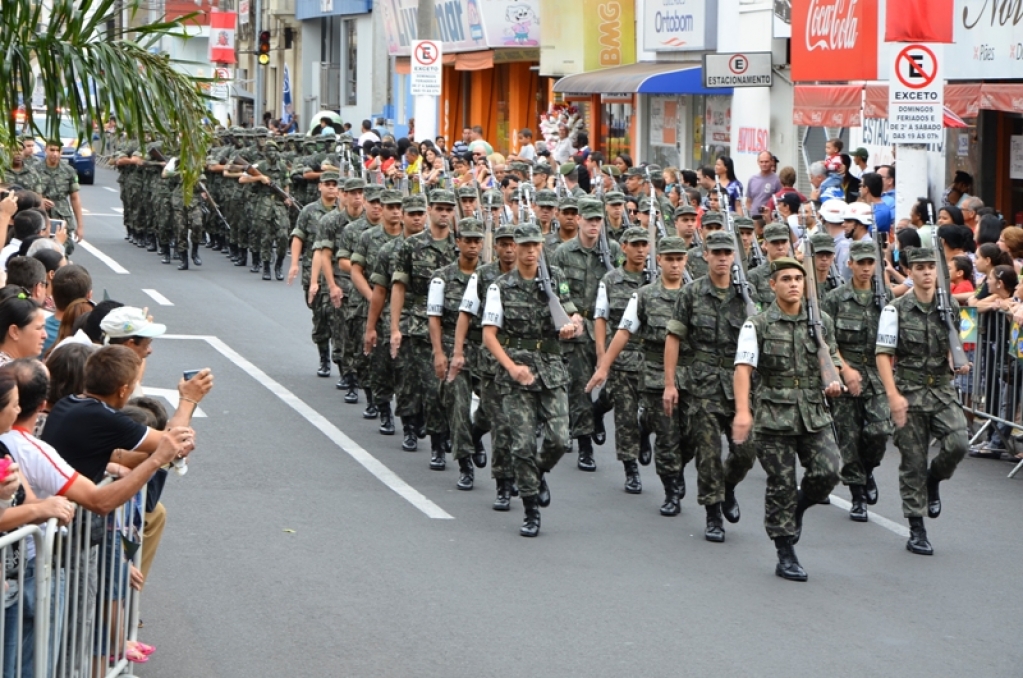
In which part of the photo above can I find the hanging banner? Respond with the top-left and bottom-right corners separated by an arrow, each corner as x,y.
281,64 -> 293,124
209,11 -> 237,64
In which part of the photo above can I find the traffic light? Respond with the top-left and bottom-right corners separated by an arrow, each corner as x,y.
258,30 -> 270,65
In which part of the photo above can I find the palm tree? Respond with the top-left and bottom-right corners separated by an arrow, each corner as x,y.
1,0 -> 214,193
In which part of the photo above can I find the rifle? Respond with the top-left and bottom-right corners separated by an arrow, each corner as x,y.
597,210 -> 615,273
803,237 -> 844,389
725,211 -> 758,318
645,166 -> 667,239
644,193 -> 658,284
934,232 -> 970,370
232,155 -> 303,210
872,221 -> 888,311
538,250 -> 573,329
153,149 -> 232,232
482,191 -> 495,264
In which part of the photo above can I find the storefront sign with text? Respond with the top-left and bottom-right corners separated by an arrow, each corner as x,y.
790,0 -> 878,81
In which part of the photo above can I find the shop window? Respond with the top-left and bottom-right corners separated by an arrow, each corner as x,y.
601,101 -> 633,161
343,18 -> 357,107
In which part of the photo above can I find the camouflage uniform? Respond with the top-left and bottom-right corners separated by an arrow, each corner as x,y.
338,185 -> 383,389
603,191 -> 627,244
163,160 -> 204,260
747,222 -> 792,309
36,157 -> 81,245
316,184 -> 364,373
684,211 -> 725,281
251,143 -> 291,271
291,175 -> 338,356
370,229 -> 407,413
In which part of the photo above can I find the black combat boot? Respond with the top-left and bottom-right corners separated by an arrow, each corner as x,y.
926,470 -> 942,518
864,472 -> 879,505
344,375 -> 359,403
274,253 -> 285,280
906,517 -> 933,555
228,242 -> 238,259
250,253 -> 262,273
146,233 -> 158,252
722,483 -> 740,523
592,402 -> 607,446
429,434 -> 446,470
377,402 -> 395,435
210,235 -> 221,251
520,495 -> 541,537
537,474 -> 551,507
849,485 -> 868,523
623,459 -> 642,494
362,389 -> 378,418
638,423 -> 652,466
234,247 -> 248,266
157,243 -> 170,264
191,242 -> 202,266
316,344 -> 331,377
659,474 -> 680,516
470,425 -> 487,468
677,467 -> 687,500
171,245 -> 180,261
262,260 -> 272,280
493,478 -> 512,512
705,503 -> 725,543
336,371 -> 350,390
774,536 -> 808,582
456,457 -> 474,491
415,413 -> 427,439
509,480 -> 520,497
792,489 -> 813,545
176,250 -> 189,270
577,436 -> 596,472
401,418 -> 418,451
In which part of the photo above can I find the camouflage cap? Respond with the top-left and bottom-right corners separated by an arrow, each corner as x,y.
319,171 -> 340,184
579,199 -> 605,220
535,189 -> 559,207
601,164 -> 622,177
770,257 -> 806,275
302,138 -> 317,148
252,126 -> 269,136
558,162 -> 577,176
514,223 -> 545,244
344,177 -> 366,192
903,246 -> 937,264
701,211 -> 725,227
509,161 -> 532,174
533,164 -> 552,176
364,184 -> 383,202
621,226 -> 651,244
764,222 -> 792,242
495,224 -> 517,240
380,189 -> 404,205
482,190 -> 504,206
625,166 -> 646,178
429,189 -> 457,205
604,191 -> 626,205
673,204 -> 698,218
403,194 -> 428,213
809,232 -> 837,254
456,186 -> 478,199
657,236 -> 689,255
637,198 -> 652,213
264,140 -> 280,150
457,218 -> 485,238
849,240 -> 878,261
704,230 -> 738,251
558,196 -> 579,211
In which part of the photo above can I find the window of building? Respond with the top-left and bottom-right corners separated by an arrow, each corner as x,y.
343,18 -> 357,107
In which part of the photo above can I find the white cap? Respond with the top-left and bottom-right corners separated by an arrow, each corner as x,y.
844,201 -> 874,225
100,306 -> 167,341
819,199 -> 847,224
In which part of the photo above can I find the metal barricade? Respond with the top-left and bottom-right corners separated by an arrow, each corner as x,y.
0,523 -> 52,678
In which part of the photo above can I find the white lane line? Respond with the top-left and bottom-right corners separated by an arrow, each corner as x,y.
828,494 -> 910,537
76,239 -> 130,274
103,186 -> 118,193
159,334 -> 453,520
80,213 -> 124,217
113,207 -> 123,213
142,387 -> 207,417
142,288 -> 174,306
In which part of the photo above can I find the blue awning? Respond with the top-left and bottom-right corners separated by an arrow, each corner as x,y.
553,62 -> 732,97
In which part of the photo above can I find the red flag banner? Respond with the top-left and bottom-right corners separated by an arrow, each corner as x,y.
885,0 -> 953,43
209,11 -> 237,65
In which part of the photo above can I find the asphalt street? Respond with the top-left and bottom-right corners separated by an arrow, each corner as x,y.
67,168 -> 1022,677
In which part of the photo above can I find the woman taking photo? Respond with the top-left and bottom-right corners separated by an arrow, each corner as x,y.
0,296 -> 46,366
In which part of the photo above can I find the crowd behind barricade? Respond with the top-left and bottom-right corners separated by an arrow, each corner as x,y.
0,182 -> 214,675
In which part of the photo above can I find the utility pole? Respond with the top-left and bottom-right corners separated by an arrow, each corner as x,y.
254,0 -> 263,127
413,0 -> 437,141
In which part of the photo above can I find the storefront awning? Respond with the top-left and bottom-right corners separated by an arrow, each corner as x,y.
792,85 -> 863,127
230,84 -> 254,100
979,84 -> 1023,114
864,82 -> 1017,119
552,62 -> 731,96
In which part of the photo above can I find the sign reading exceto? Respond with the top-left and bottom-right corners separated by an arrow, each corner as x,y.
889,43 -> 944,144
410,40 -> 443,97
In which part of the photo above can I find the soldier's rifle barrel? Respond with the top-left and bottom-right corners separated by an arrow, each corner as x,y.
538,250 -> 572,329
803,238 -> 843,389
933,232 -> 970,370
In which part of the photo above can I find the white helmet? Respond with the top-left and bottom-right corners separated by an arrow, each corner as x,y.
819,199 -> 847,224
844,201 -> 874,225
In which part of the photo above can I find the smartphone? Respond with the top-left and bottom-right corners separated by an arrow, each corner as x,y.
50,219 -> 65,236
183,369 -> 201,381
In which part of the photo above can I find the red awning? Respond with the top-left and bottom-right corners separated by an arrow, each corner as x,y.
863,84 -> 887,119
946,83 -> 982,118
979,84 -> 1023,114
863,83 -> 986,120
792,85 -> 863,127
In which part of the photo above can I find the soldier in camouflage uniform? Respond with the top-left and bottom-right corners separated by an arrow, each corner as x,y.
220,128 -> 248,262
747,222 -> 794,308
592,227 -> 650,494
391,190 -> 458,469
876,246 -> 970,556
544,196 -> 578,259
288,170 -> 339,376
37,139 -> 84,252
533,189 -> 559,236
427,218 -> 487,490
603,192 -> 628,243
354,188 -> 406,436
673,205 -> 699,251
240,139 -> 292,280
733,257 -> 843,582
684,211 -> 725,281
481,223 -> 583,537
453,224 -> 519,509
163,156 -> 204,270
665,231 -> 758,542
807,232 -> 841,299
7,141 -> 41,193
822,240 -> 893,523
735,216 -> 759,269
551,198 -> 623,471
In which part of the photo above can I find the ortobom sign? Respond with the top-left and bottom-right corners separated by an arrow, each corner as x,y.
642,0 -> 718,52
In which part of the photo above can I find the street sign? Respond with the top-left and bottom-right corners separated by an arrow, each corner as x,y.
702,52 -> 772,88
889,43 -> 943,144
410,40 -> 443,97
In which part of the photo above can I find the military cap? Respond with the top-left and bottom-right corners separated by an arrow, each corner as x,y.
482,190 -> 504,207
253,126 -> 269,136
514,223 -> 545,244
637,198 -> 652,213
764,222 -> 792,243
507,192 -> 520,203
770,257 -> 806,275
344,177 -> 366,192
734,216 -> 756,230
456,218 -> 485,238
578,199 -> 605,220
673,204 -> 698,218
601,164 -> 622,177
264,140 -> 280,150
318,171 -> 340,184
509,161 -> 532,174
809,232 -> 837,254
657,236 -> 689,255
625,166 -> 646,178
704,230 -> 738,251
533,164 -> 552,176
903,246 -> 937,264
364,184 -> 383,202
228,126 -> 244,134
621,226 -> 650,244
558,196 -> 579,211
380,189 -> 404,205
558,162 -> 577,176
495,224 -> 517,240
456,186 -> 478,199
849,240 -> 878,262
701,211 -> 725,227
535,189 -> 559,207
302,138 -> 317,148
603,191 -> 626,205
403,194 -> 428,212
429,189 -> 457,205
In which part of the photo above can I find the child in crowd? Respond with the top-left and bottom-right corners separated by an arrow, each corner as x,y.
951,255 -> 976,294
824,137 -> 844,173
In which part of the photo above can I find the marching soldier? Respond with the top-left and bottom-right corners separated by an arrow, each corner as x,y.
545,196 -> 578,258
534,189 -> 559,236
240,139 -> 292,281
747,222 -> 795,308
684,211 -> 724,281
673,205 -> 699,250
602,192 -> 628,242
37,139 -> 85,244
163,157 -> 204,270
807,232 -> 841,298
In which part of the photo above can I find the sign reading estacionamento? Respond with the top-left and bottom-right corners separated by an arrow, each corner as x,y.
703,52 -> 772,88
888,42 -> 943,144
410,40 -> 443,97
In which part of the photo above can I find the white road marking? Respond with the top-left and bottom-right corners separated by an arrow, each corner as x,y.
103,186 -> 118,193
76,239 -> 130,274
142,288 -> 174,306
159,334 -> 453,520
113,207 -> 123,213
827,494 -> 910,537
142,387 -> 207,417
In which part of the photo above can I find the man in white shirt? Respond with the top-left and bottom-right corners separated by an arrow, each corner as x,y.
357,119 -> 380,147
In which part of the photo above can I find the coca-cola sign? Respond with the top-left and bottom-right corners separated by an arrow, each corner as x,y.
791,0 -> 877,81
